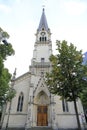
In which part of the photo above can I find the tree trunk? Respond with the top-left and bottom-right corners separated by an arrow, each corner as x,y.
73,92 -> 81,130
5,101 -> 11,130
1,103 -> 7,130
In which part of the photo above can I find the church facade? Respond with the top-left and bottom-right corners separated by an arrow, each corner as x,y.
2,9 -> 84,130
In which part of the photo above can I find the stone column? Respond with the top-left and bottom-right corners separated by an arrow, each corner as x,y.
25,84 -> 34,129
51,95 -> 57,129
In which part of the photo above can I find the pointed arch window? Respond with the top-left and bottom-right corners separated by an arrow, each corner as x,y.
40,37 -> 41,41
39,35 -> 47,42
42,37 -> 44,41
62,99 -> 69,112
17,92 -> 24,112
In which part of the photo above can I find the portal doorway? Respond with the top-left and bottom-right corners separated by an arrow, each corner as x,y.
37,106 -> 48,126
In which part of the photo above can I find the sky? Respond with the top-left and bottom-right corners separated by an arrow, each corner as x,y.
0,0 -> 87,77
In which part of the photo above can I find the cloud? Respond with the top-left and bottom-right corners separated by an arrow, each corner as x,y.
0,4 -> 11,13
15,0 -> 23,4
62,1 -> 87,15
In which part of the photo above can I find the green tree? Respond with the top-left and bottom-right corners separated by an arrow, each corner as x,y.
0,27 -> 15,108
46,40 -> 87,130
80,88 -> 87,110
80,57 -> 87,117
81,90 -> 87,122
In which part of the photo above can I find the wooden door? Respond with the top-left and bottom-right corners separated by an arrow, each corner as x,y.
37,106 -> 48,126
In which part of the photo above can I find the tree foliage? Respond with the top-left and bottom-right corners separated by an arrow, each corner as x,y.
80,53 -> 87,111
80,88 -> 87,110
0,27 -> 15,106
46,40 -> 87,101
45,40 -> 87,130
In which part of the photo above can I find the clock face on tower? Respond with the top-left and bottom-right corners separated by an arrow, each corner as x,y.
41,32 -> 45,36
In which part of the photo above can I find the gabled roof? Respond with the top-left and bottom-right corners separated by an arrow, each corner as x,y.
37,8 -> 49,31
33,77 -> 50,98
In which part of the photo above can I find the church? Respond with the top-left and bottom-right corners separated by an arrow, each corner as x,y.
2,9 -> 84,130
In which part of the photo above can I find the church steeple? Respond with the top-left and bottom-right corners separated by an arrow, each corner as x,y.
35,8 -> 51,43
31,8 -> 52,74
37,8 -> 49,31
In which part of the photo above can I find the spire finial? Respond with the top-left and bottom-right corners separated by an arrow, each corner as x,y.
11,68 -> 17,86
42,5 -> 45,11
12,68 -> 17,80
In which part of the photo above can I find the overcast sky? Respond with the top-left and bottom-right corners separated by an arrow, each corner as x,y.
0,0 -> 87,77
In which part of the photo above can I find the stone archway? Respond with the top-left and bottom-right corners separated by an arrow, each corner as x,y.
34,91 -> 50,126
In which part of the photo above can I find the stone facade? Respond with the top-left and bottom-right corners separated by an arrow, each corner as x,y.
2,9 -> 85,130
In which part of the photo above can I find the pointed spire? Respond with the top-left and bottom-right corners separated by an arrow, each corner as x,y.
37,8 -> 49,31
11,68 -> 17,87
12,68 -> 17,81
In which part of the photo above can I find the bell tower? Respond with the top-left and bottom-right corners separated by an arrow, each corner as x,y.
25,9 -> 53,129
30,8 -> 52,76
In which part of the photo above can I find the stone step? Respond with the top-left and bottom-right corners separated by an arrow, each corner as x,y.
1,127 -> 53,130
28,127 -> 53,130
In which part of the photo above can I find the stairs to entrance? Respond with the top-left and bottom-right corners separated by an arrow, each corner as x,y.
28,127 -> 53,130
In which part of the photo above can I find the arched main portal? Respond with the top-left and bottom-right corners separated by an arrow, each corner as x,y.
34,90 -> 50,126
